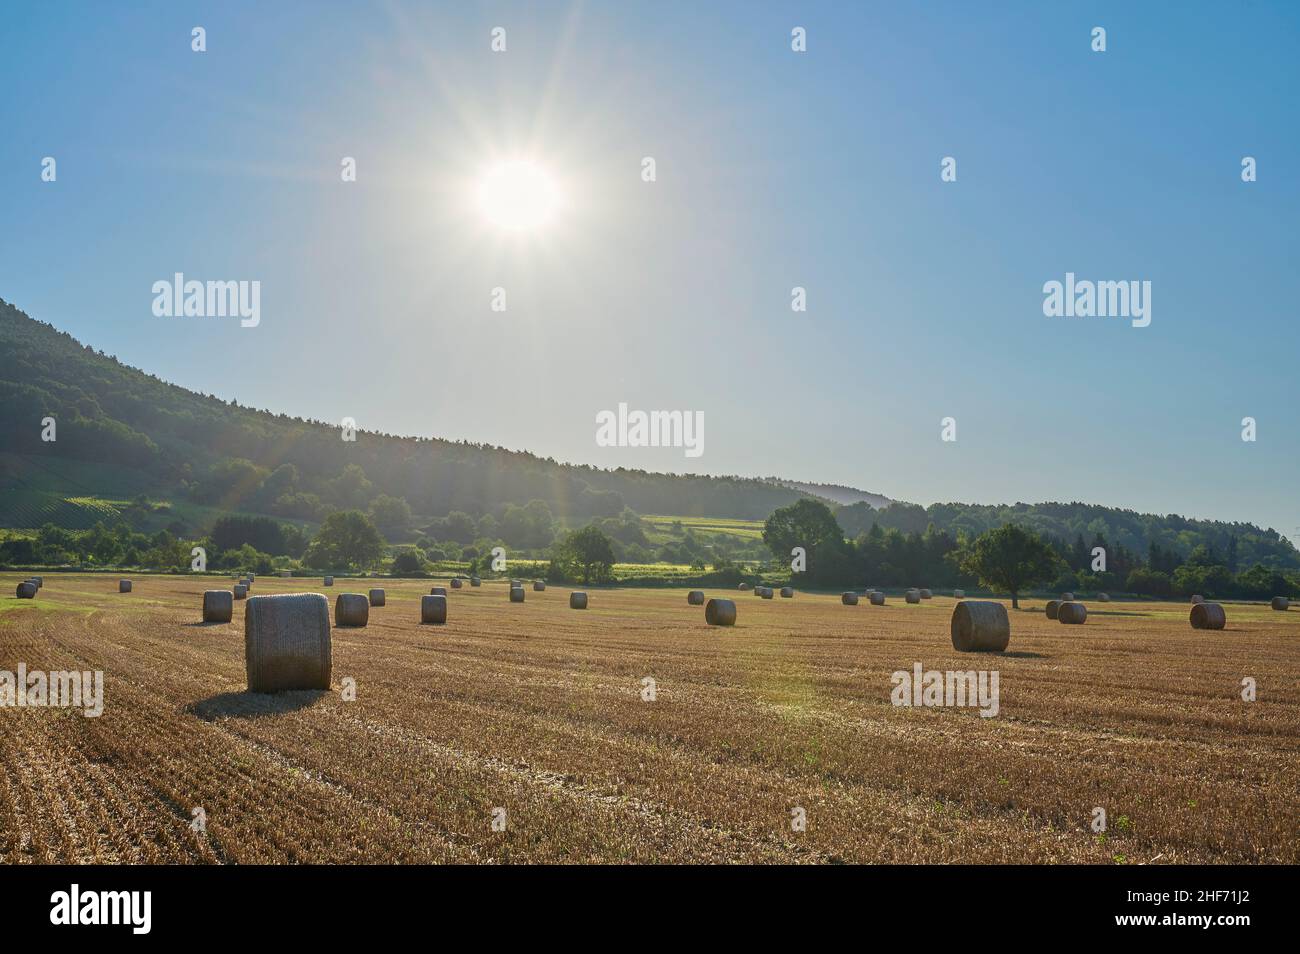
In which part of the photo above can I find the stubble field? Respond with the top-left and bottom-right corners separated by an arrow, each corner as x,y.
1,574 -> 1296,864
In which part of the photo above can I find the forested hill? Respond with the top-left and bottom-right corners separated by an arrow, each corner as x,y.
0,299 -> 804,523
2,298 -> 1297,572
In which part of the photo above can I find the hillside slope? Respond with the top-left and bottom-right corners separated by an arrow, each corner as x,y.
0,299 -> 805,527
3,298 -> 1297,571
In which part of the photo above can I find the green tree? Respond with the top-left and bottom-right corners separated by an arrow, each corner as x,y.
329,464 -> 374,510
369,494 -> 412,537
305,510 -> 384,570
762,499 -> 847,581
551,525 -> 616,584
390,546 -> 428,576
957,524 -> 1060,609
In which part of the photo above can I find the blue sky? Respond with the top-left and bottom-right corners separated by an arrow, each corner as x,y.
2,1 -> 1297,539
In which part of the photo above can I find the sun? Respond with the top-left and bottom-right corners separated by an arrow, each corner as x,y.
477,159 -> 562,232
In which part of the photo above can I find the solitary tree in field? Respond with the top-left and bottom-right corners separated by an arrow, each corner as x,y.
957,523 -> 1060,609
762,498 -> 847,580
553,525 -> 616,584
307,510 -> 385,570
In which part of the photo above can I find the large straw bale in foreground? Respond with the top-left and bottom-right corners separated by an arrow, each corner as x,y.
950,600 -> 1011,652
245,593 -> 332,692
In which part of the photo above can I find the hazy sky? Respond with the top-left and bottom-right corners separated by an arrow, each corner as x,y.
3,2 -> 1297,539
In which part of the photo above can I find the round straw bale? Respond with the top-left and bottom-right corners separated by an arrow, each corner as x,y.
780,586 -> 794,598
1190,594 -> 1204,604
739,582 -> 750,591
1045,600 -> 1062,620
510,586 -> 525,603
450,578 -> 462,589
421,594 -> 447,624
870,591 -> 886,605
368,588 -> 385,607
1058,601 -> 1087,625
705,598 -> 736,626
202,589 -> 233,623
234,584 -> 248,600
905,590 -> 921,604
760,587 -> 774,599
239,577 -> 251,588
323,576 -> 334,586
31,576 -> 43,587
533,581 -> 546,592
471,576 -> 481,586
570,591 -> 588,609
119,579 -> 132,593
841,591 -> 859,605
950,600 -> 1011,652
1061,592 -> 1074,601
953,589 -> 965,599
1190,602 -> 1226,630
687,590 -> 705,605
1098,593 -> 1110,602
245,593 -> 331,692
335,593 -> 369,627
919,588 -> 933,599
1271,596 -> 1289,611
16,581 -> 37,599
430,586 -> 446,596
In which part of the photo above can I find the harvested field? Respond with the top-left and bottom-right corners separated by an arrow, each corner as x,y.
1,574 -> 1297,864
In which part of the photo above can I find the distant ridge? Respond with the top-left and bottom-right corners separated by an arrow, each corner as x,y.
767,479 -> 892,510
